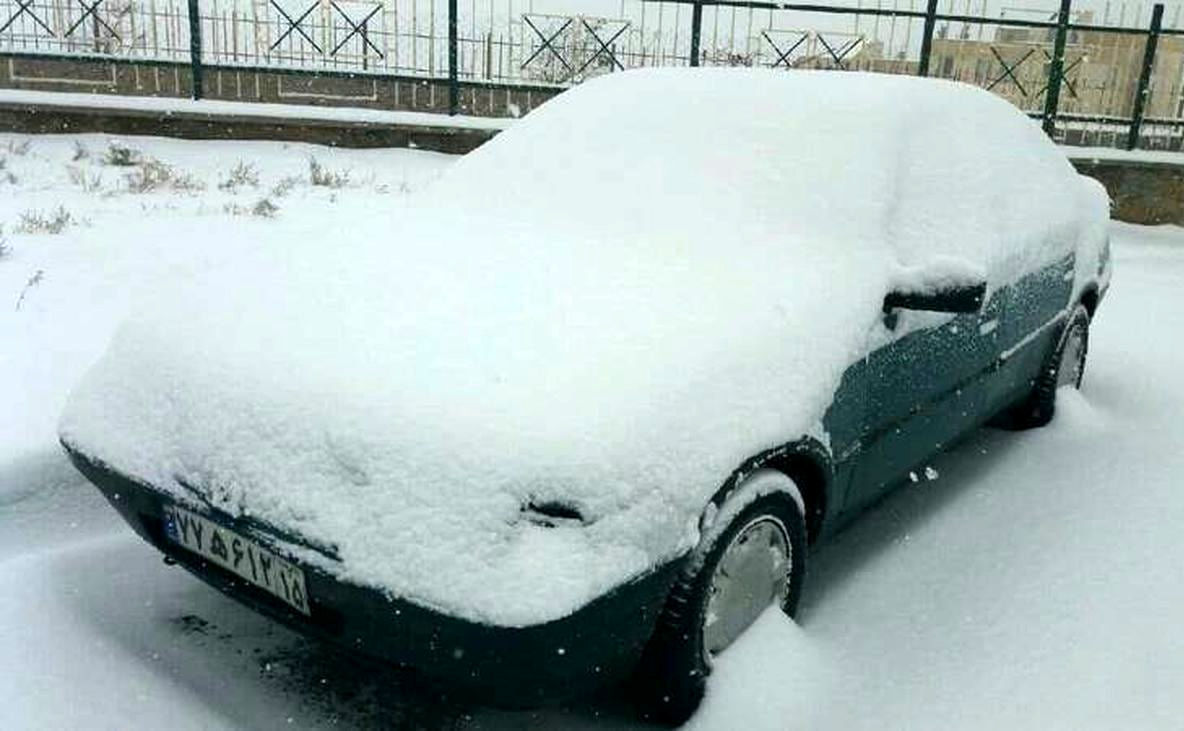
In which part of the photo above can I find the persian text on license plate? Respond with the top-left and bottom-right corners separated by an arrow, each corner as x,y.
163,504 -> 310,615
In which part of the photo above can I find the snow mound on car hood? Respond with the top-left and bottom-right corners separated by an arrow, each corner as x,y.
59,69 -> 1104,626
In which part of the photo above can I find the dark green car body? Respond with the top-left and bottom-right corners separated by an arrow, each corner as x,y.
797,250 -> 1107,541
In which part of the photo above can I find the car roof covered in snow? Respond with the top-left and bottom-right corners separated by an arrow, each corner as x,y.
432,67 -> 1085,279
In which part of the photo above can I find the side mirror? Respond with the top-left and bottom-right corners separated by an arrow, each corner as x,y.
882,259 -> 987,329
883,281 -> 986,315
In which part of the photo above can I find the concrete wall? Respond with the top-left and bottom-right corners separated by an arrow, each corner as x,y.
0,54 -> 561,118
0,99 -> 500,154
1071,158 -> 1184,226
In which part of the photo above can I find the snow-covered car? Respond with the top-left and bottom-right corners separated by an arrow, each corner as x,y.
59,68 -> 1111,723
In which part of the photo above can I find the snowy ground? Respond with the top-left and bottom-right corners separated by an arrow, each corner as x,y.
3,132 -> 1184,729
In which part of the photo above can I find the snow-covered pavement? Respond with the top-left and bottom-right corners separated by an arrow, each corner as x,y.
3,132 -> 1184,729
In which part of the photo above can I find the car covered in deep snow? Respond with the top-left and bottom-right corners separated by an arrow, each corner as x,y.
60,69 -> 1111,723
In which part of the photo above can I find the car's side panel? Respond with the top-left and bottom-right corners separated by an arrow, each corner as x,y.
830,252 -> 1078,524
1001,253 -> 1076,345
728,253 -> 1090,545
818,355 -> 869,517
843,293 -> 1002,514
988,253 -> 1076,413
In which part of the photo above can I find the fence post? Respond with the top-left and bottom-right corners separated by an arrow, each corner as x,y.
917,0 -> 939,77
690,0 -> 703,67
1041,0 -> 1073,137
1127,3 -> 1164,150
448,0 -> 459,115
186,0 -> 203,100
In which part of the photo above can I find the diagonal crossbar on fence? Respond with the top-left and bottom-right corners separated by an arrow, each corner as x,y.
815,34 -> 861,70
1034,50 -> 1083,100
64,0 -> 119,40
269,1 -> 322,54
575,19 -> 628,74
987,46 -> 1034,97
763,31 -> 809,69
0,0 -> 53,36
329,2 -> 383,58
521,16 -> 573,73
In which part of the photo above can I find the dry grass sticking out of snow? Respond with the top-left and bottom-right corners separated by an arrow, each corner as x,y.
222,198 -> 280,218
308,156 -> 352,188
218,161 -> 260,192
66,164 -> 103,193
122,158 -> 207,194
16,206 -> 78,234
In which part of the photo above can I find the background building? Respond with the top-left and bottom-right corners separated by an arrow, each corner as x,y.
928,11 -> 1184,119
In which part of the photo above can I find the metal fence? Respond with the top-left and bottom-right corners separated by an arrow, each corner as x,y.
3,0 -> 1184,149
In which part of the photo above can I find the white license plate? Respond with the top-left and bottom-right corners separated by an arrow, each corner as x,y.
163,504 -> 310,616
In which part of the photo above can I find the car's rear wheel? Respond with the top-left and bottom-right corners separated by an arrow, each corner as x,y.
631,472 -> 806,726
1011,303 -> 1090,429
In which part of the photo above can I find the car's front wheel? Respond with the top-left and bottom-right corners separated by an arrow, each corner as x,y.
1012,303 -> 1091,429
631,472 -> 807,726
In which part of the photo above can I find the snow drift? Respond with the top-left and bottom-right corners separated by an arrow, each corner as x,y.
59,68 -> 1109,626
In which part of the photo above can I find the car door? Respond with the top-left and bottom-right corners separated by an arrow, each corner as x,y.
987,252 -> 1076,413
834,98 -> 1080,516
843,288 -> 1004,514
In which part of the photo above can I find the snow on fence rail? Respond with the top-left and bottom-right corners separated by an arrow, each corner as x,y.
2,0 -> 1184,150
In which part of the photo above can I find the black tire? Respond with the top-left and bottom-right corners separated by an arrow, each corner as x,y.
1010,304 -> 1090,429
630,480 -> 807,726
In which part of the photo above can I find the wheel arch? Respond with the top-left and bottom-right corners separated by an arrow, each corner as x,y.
706,437 -> 833,545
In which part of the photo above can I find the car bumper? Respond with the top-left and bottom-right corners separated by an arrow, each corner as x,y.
64,445 -> 685,706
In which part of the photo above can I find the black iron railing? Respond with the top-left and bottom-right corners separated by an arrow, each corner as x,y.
1,0 -> 1182,150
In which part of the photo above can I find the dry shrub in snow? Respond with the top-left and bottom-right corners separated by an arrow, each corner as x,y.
16,207 -> 76,235
14,269 -> 43,311
270,176 -> 300,198
102,142 -> 141,167
67,165 -> 103,193
0,225 -> 9,259
252,198 -> 279,217
218,161 -> 260,192
223,198 -> 279,218
72,141 -> 89,162
4,139 -> 31,156
0,156 -> 16,185
308,157 -> 350,188
124,159 -> 205,194
123,162 -> 167,192
375,180 -> 412,195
